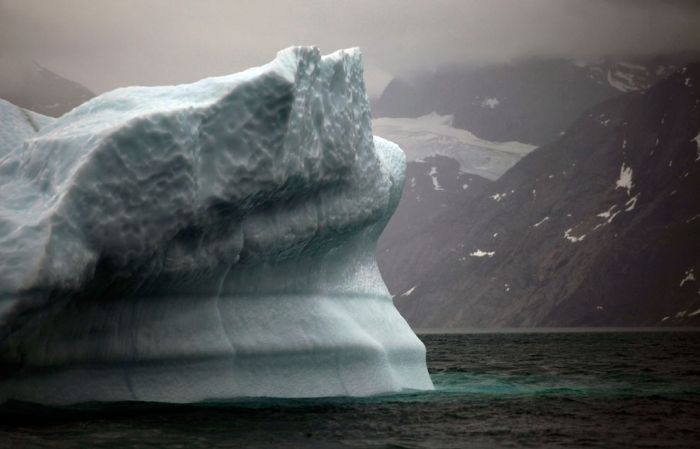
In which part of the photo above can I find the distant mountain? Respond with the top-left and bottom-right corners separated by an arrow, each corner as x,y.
378,64 -> 700,328
373,55 -> 696,146
576,54 -> 698,93
0,55 -> 94,117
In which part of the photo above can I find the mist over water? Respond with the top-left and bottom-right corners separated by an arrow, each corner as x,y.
3,331 -> 699,448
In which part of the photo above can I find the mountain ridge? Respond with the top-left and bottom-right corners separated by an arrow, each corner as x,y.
373,54 -> 698,146
379,63 -> 700,327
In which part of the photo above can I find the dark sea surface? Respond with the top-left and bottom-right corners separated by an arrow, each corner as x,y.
2,330 -> 700,448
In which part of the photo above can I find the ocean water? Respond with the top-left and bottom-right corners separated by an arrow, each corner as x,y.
2,330 -> 699,448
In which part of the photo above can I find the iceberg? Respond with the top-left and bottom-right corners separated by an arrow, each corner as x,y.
0,47 -> 433,404
0,99 -> 54,157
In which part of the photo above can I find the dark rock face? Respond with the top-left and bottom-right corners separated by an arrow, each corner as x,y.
378,64 -> 700,328
377,156 -> 491,300
0,57 -> 94,117
373,56 -> 694,147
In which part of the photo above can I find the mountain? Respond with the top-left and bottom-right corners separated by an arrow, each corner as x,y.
0,54 -> 94,117
377,63 -> 700,328
372,115 -> 533,296
373,55 -> 695,146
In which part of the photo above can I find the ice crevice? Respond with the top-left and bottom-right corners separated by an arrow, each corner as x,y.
0,47 -> 432,404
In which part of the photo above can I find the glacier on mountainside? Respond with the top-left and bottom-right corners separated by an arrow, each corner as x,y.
372,113 -> 536,180
0,47 -> 433,405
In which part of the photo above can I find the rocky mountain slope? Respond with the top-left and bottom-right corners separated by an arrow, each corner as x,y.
378,64 -> 700,328
373,55 -> 695,146
0,55 -> 94,117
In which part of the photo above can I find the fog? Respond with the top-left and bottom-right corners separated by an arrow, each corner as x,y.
2,0 -> 700,97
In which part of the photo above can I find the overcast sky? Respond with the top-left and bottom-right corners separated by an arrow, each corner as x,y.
2,0 -> 700,97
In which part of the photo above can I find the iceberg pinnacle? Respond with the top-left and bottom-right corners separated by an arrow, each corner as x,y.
0,47 -> 433,404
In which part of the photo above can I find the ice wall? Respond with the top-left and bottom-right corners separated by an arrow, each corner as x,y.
0,47 -> 432,404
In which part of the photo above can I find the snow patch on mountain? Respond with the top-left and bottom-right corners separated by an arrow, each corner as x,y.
616,163 -> 634,195
533,216 -> 550,227
597,205 -> 618,220
625,194 -> 639,212
400,286 -> 417,297
470,249 -> 495,257
564,228 -> 586,243
490,192 -> 508,202
680,268 -> 696,287
481,97 -> 500,109
428,166 -> 444,190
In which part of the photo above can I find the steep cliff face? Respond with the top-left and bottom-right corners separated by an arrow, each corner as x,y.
379,64 -> 700,328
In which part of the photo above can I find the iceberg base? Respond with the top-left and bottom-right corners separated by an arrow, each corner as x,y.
1,292 -> 431,405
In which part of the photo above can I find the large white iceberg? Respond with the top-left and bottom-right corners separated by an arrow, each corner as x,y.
0,47 -> 432,404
